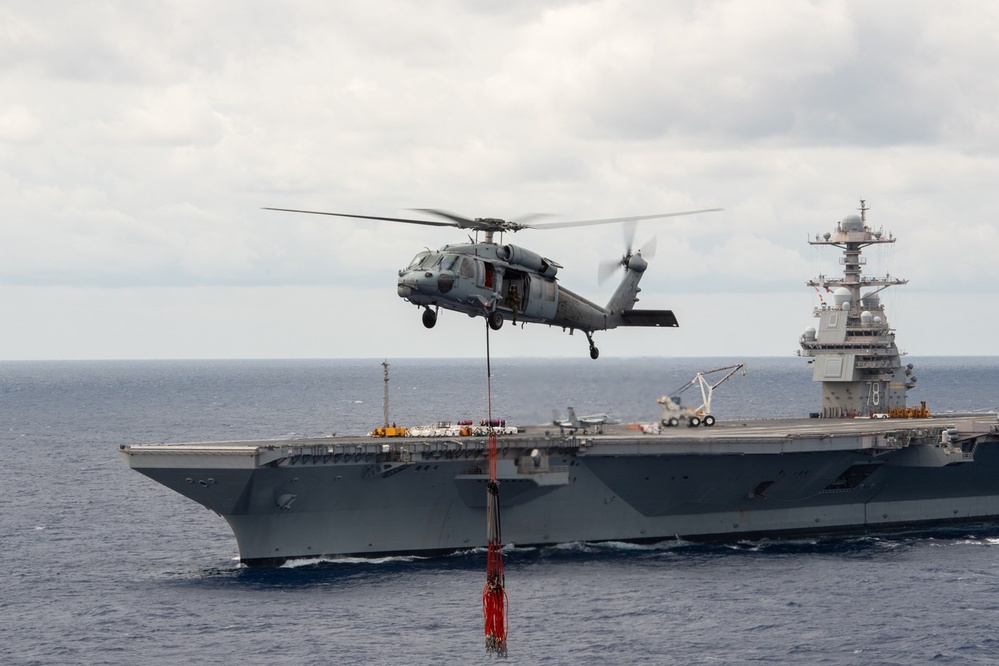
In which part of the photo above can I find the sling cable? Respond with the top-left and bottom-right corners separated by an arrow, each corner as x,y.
482,320 -> 508,657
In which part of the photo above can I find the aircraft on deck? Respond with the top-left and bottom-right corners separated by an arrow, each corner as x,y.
553,407 -> 622,432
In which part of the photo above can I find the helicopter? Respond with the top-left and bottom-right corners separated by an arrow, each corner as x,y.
263,206 -> 721,358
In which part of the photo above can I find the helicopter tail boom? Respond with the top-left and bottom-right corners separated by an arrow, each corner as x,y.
598,250 -> 678,329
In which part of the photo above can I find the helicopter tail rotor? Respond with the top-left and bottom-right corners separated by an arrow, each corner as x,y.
598,222 -> 658,284
598,257 -> 625,284
640,235 -> 657,260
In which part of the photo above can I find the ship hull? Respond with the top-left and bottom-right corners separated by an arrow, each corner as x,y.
121,416 -> 999,565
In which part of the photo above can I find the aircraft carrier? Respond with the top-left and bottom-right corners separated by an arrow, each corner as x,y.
119,203 -> 999,566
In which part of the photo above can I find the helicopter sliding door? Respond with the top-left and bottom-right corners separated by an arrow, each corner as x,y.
522,275 -> 557,320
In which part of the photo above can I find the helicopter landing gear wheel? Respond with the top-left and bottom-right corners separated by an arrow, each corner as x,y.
422,308 -> 437,329
585,331 -> 599,360
703,414 -> 716,427
488,311 -> 503,331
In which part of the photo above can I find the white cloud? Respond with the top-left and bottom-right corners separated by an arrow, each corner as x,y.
0,105 -> 40,142
113,86 -> 226,145
1,0 -> 998,359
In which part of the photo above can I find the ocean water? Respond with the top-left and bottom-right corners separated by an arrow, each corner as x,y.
3,356 -> 999,665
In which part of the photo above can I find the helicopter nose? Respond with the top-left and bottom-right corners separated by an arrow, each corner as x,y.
397,271 -> 425,296
401,269 -> 455,295
404,272 -> 437,295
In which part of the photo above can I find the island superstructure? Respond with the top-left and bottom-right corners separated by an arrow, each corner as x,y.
799,200 -> 916,417
119,202 -> 999,566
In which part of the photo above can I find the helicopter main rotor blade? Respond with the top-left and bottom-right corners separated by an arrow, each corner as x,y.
510,213 -> 554,226
526,208 -> 723,230
261,207 -> 457,228
264,205 -> 721,234
410,208 -> 480,227
411,208 -> 554,233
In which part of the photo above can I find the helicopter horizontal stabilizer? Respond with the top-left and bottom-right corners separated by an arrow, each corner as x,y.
618,309 -> 679,327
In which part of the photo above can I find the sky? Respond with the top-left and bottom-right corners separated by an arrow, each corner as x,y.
2,0 -> 998,361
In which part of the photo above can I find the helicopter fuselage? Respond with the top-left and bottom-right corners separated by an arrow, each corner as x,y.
397,241 -> 558,323
262,204 -> 710,358
397,241 -> 677,358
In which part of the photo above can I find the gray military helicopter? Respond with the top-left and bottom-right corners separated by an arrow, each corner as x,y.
263,206 -> 720,358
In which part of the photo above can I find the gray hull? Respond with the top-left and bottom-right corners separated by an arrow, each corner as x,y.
120,416 -> 999,566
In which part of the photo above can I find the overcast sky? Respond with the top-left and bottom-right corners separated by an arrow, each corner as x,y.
2,0 -> 998,361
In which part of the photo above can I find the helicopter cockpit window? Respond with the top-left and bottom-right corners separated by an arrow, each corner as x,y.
439,254 -> 460,272
408,251 -> 432,270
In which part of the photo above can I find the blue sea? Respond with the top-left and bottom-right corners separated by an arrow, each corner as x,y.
4,356 -> 999,665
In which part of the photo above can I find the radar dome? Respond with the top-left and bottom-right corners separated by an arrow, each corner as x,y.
841,214 -> 863,231
861,311 -> 873,325
802,327 -> 816,341
832,287 -> 851,307
861,292 -> 881,309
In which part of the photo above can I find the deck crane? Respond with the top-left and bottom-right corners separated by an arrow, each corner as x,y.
658,363 -> 747,427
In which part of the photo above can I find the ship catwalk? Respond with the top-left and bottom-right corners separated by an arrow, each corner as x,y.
120,203 -> 999,566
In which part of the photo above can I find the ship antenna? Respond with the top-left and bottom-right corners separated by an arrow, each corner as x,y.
858,199 -> 869,225
382,360 -> 389,430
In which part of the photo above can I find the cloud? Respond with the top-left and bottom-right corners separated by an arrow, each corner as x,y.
1,0 -> 998,358
0,105 -> 41,142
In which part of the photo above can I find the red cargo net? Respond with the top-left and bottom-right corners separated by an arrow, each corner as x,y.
482,324 -> 508,657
